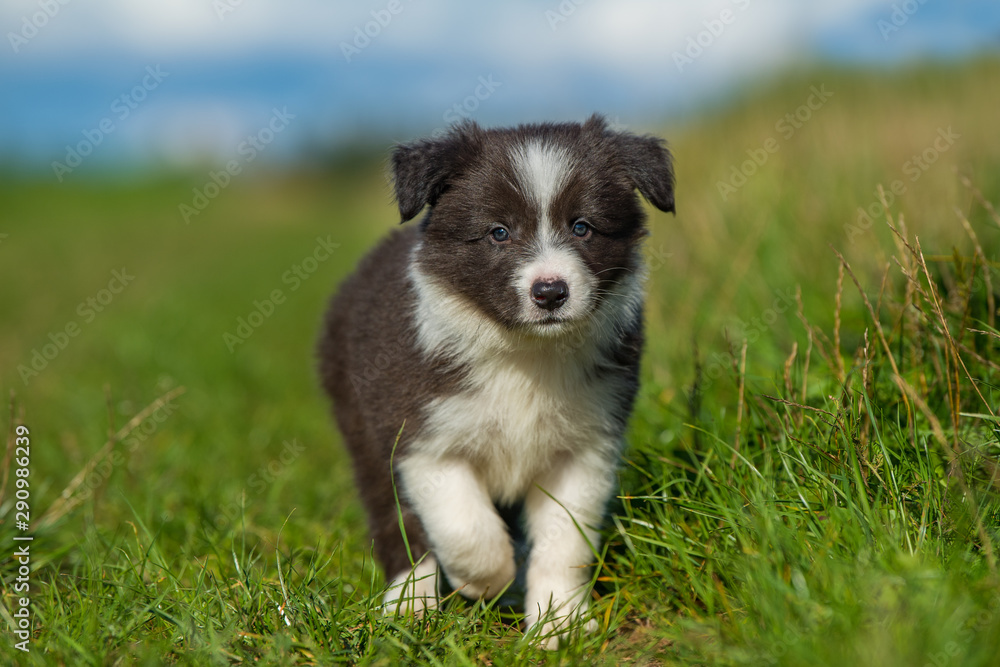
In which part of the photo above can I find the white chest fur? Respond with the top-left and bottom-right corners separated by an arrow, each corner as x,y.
417,346 -> 618,503
406,258 -> 635,504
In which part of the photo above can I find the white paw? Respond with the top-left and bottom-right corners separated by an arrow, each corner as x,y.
443,539 -> 516,599
383,556 -> 439,615
524,588 -> 598,650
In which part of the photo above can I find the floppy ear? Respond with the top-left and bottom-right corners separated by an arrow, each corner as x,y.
391,121 -> 482,222
616,133 -> 675,213
586,114 -> 675,214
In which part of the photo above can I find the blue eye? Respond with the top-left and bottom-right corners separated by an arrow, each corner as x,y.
571,220 -> 591,237
491,227 -> 510,242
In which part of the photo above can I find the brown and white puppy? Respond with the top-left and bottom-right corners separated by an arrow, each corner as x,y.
318,114 -> 674,647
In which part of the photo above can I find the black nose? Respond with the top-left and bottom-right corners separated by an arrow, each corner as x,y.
530,280 -> 569,311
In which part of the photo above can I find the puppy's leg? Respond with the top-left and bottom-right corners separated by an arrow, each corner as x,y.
523,451 -> 615,649
375,508 -> 438,614
383,551 -> 440,614
399,453 -> 516,599
349,454 -> 436,615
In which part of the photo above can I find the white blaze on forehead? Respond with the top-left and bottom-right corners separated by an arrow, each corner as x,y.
509,141 -> 592,326
510,140 -> 573,214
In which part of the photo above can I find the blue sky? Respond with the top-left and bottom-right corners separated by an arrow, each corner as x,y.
2,0 -> 998,174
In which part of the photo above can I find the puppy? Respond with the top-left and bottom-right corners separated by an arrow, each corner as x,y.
318,114 -> 674,647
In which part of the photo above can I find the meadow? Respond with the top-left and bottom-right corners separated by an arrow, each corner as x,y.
1,58 -> 1000,665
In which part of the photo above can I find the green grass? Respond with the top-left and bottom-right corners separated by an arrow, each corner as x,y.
2,58 -> 1000,665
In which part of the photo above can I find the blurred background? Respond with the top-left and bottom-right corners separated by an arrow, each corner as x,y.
0,0 -> 1000,179
2,0 -> 999,173
4,4 -> 1000,661
0,0 -> 999,539
3,0 -> 1000,518
3,1 -> 1000,477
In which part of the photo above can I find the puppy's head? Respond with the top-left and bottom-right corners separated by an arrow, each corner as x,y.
394,114 -> 674,337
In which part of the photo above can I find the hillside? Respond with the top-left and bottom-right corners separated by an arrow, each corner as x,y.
1,58 -> 999,665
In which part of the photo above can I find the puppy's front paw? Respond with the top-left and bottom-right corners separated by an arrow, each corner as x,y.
524,582 -> 597,650
442,537 -> 516,600
383,556 -> 439,615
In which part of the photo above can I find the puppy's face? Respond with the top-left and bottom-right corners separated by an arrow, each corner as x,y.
394,115 -> 675,337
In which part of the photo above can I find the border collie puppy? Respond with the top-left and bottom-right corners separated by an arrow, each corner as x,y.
318,114 -> 674,647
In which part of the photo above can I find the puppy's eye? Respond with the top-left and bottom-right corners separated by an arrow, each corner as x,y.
571,219 -> 591,238
490,227 -> 511,243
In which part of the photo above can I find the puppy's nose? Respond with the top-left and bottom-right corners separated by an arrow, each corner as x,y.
530,280 -> 569,311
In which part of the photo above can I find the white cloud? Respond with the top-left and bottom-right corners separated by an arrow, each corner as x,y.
2,0 -> 995,165
2,0 -> 889,63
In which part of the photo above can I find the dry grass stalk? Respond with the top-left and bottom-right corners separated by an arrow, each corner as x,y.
829,248 -> 903,385
896,377 -> 997,574
911,235 -> 996,420
782,342 -> 798,429
959,172 -> 1000,231
833,262 -> 846,384
0,391 -> 16,505
731,339 -> 748,468
955,206 -> 996,330
39,386 -> 187,529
